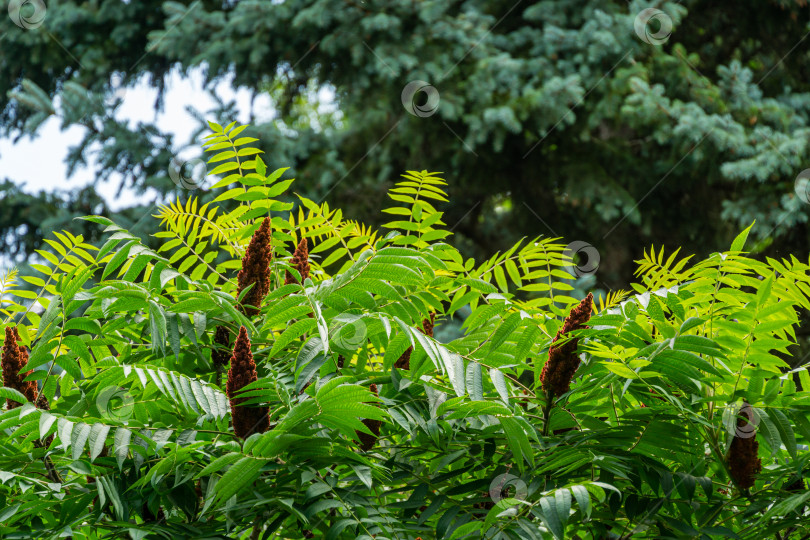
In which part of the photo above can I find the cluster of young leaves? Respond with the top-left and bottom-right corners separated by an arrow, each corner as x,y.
543,225 -> 810,539
1,124 -> 810,539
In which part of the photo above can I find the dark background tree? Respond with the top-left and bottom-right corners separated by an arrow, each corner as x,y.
2,0 -> 810,288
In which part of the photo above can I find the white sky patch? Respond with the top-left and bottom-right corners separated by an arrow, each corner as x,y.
0,67 -> 339,272
0,68 -> 275,210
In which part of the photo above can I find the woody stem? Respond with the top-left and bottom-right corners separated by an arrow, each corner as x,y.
542,392 -> 555,437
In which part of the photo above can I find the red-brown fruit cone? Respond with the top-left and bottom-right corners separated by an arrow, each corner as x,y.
422,313 -> 435,338
284,237 -> 310,285
357,383 -> 381,451
211,325 -> 231,367
727,403 -> 762,489
236,217 -> 273,317
394,314 -> 436,370
540,293 -> 593,399
226,327 -> 270,439
2,326 -> 38,409
783,476 -> 805,492
394,347 -> 412,370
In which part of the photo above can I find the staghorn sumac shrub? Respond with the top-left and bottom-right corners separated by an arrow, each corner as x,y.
0,122 -> 809,539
